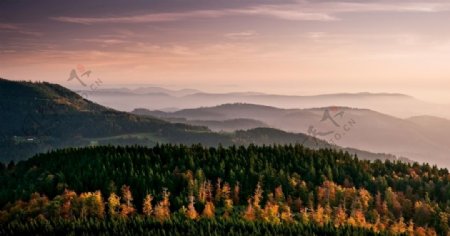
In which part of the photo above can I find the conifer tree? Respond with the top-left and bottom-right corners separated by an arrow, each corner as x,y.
108,193 -> 120,217
142,194 -> 153,216
202,201 -> 215,218
186,196 -> 199,220
333,206 -> 347,228
120,185 -> 135,217
243,198 -> 256,221
154,188 -> 171,221
280,204 -> 293,223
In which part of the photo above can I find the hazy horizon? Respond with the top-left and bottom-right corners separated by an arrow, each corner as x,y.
0,79 -> 443,105
2,0 -> 450,103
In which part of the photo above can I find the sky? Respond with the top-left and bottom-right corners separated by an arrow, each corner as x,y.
1,0 -> 450,103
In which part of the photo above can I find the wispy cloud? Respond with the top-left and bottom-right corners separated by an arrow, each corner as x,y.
0,23 -> 20,30
50,1 -> 450,25
51,10 -> 229,24
225,31 -> 258,40
316,1 -> 450,13
0,23 -> 42,36
232,7 -> 337,21
75,38 -> 128,45
50,7 -> 337,25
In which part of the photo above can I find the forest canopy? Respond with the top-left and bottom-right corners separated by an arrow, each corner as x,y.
0,144 -> 447,235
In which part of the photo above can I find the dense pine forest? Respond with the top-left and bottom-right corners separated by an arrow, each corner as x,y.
0,144 -> 448,235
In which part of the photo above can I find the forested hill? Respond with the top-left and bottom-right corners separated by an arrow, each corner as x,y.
0,144 -> 447,235
0,78 -> 399,163
0,78 -> 224,138
0,78 -> 226,162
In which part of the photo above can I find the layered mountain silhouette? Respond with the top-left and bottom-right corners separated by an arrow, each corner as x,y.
82,88 -> 450,119
0,78 -> 397,163
134,103 -> 450,167
0,78 -> 226,162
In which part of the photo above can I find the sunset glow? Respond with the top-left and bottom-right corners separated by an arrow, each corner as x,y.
1,0 -> 450,102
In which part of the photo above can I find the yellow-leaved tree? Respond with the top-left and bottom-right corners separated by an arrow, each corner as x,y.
243,198 -> 255,221
60,189 -> 77,219
79,191 -> 104,219
390,217 -> 407,235
280,204 -> 293,223
253,182 -> 263,217
312,205 -> 327,227
215,178 -> 222,204
202,201 -> 215,218
108,193 -> 120,217
186,195 -> 199,220
222,183 -> 233,218
142,194 -> 153,216
334,206 -> 347,228
120,185 -> 135,217
154,188 -> 171,221
262,194 -> 280,224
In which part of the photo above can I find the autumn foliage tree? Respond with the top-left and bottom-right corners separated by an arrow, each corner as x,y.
186,195 -> 199,220
202,201 -> 215,218
120,185 -> 135,217
154,188 -> 171,221
3,144 -> 450,235
142,194 -> 153,216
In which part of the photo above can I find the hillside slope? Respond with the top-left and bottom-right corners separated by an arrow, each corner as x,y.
0,79 -> 224,161
133,103 -> 449,166
0,79 -> 401,163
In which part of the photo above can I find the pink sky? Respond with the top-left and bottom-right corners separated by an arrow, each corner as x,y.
1,0 -> 450,103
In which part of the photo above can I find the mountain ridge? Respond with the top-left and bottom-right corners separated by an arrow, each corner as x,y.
81,86 -> 450,119
0,78 -> 403,163
133,103 -> 449,167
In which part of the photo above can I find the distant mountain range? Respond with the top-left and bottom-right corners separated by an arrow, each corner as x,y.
81,87 -> 450,119
0,78 -> 400,163
0,78 -> 222,162
83,87 -> 202,97
133,103 -> 450,167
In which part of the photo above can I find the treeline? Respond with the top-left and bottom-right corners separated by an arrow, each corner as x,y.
0,144 -> 449,235
2,216 -> 384,236
1,185 -> 405,236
